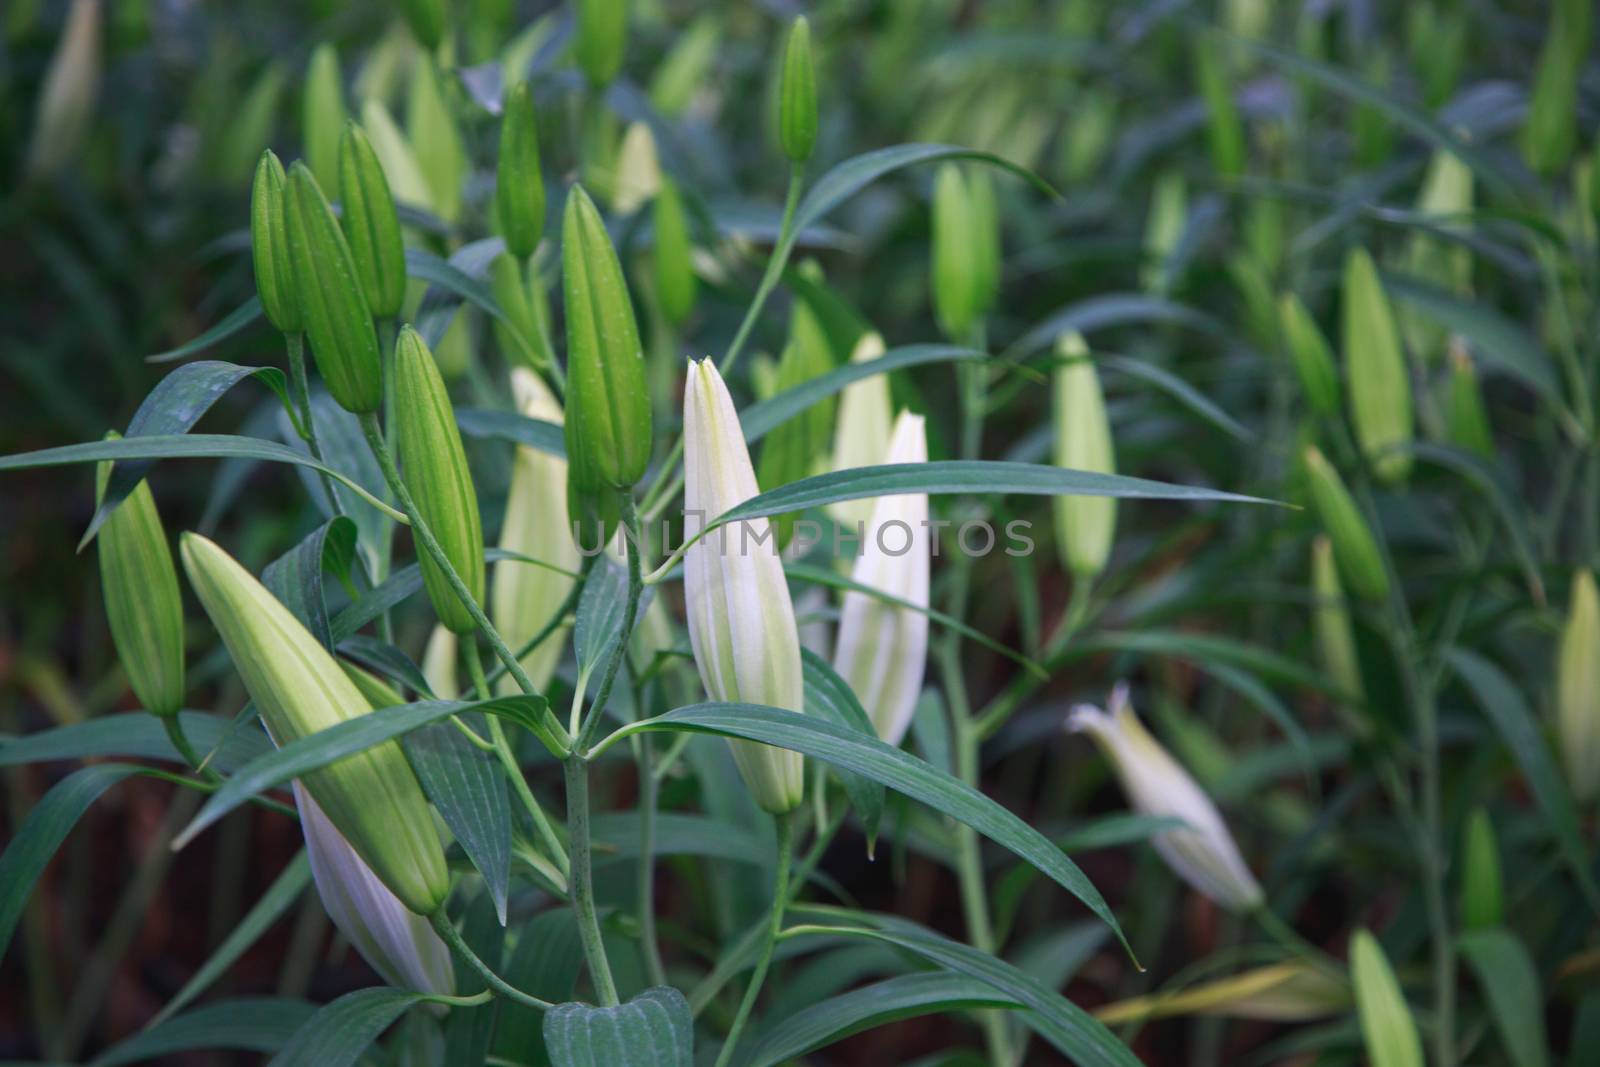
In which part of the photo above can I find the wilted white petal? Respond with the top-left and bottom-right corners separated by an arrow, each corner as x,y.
834,411 -> 929,745
1068,684 -> 1262,911
294,783 -> 455,995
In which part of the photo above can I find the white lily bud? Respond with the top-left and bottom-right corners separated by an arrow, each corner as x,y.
1558,570 -> 1600,803
683,358 -> 805,813
1051,332 -> 1117,577
833,412 -> 930,746
421,624 -> 457,698
293,782 -> 455,995
26,0 -> 102,180
492,369 -> 581,694
611,121 -> 662,216
827,333 -> 893,530
1068,684 -> 1263,911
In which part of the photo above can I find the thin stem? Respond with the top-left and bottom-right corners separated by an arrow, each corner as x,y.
482,554 -> 593,691
1250,904 -> 1344,980
375,317 -> 398,642
285,331 -> 345,517
161,714 -> 213,778
358,412 -> 570,752
575,495 -> 645,753
711,813 -> 794,1067
565,755 -> 620,1005
430,910 -> 555,1010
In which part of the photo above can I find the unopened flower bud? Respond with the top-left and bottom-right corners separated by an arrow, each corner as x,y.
684,359 -> 805,813
1459,807 -> 1503,930
1343,247 -> 1414,483
575,0 -> 627,88
777,16 -> 817,163
303,43 -> 347,194
1445,342 -> 1493,459
339,121 -> 407,320
490,253 -> 556,371
1278,293 -> 1339,417
25,0 -> 101,180
828,333 -> 892,529
1069,684 -> 1262,911
1558,569 -> 1600,803
833,412 -> 929,746
394,326 -> 486,635
653,176 -> 697,326
1310,535 -> 1365,716
180,533 -> 448,914
1051,333 -> 1116,577
1303,446 -> 1389,603
931,164 -> 979,339
496,82 -> 546,261
611,122 -> 661,216
397,0 -> 446,51
250,151 -> 301,334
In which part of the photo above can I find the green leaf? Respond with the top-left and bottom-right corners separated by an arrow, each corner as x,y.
265,986 -> 431,1067
0,711 -> 269,772
739,344 -> 986,445
543,986 -> 693,1067
406,245 -> 513,329
339,636 -> 436,699
1007,294 -> 1227,362
91,997 -> 316,1066
1100,354 -> 1253,443
1409,442 -> 1546,604
172,695 -> 553,850
711,460 -> 1275,530
81,360 -> 295,547
574,558 -> 634,681
1457,928 -> 1549,1067
1446,649 -> 1600,913
747,972 -> 1018,1067
591,812 -> 768,865
594,704 -> 1131,956
0,764 -> 146,961
456,407 -> 566,457
404,721 -> 511,924
146,297 -> 265,364
495,908 -> 585,1060
785,910 -> 1140,1067
1350,929 -> 1424,1067
1382,273 -> 1562,404
263,517 -> 358,650
801,649 -> 887,853
0,434 -> 405,524
145,853 -> 312,1029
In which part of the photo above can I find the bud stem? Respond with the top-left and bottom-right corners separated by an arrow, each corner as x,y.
161,715 -> 214,780
564,755 -> 619,1006
428,910 -> 555,1010
711,812 -> 794,1067
284,331 -> 345,518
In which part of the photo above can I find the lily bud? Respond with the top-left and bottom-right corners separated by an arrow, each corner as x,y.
968,170 -> 1000,321
179,533 -> 448,914
496,82 -> 546,261
759,300 -> 836,547
1051,333 -> 1116,578
284,162 -> 383,414
653,176 -> 697,326
1193,38 -> 1244,179
930,164 -> 978,339
1445,342 -> 1493,459
421,624 -> 458,698
777,16 -> 817,163
1069,684 -> 1263,911
683,359 -> 805,814
1142,172 -> 1187,294
1459,807 -> 1503,931
1311,536 -> 1365,715
1343,247 -> 1414,484
250,151 -> 301,334
562,185 -> 652,489
360,99 -> 434,211
1303,446 -> 1389,603
294,782 -> 455,993
25,0 -> 101,180
394,326 -> 486,635
96,440 -> 185,717
1402,151 -> 1473,363
339,121 -> 407,320
1558,569 -> 1600,803
407,57 -> 465,223
397,0 -> 445,51
1521,0 -> 1588,175
1350,929 -> 1424,1067
833,412 -> 929,746
303,43 -> 347,194
611,122 -> 662,216
650,16 -> 718,117
1277,293 -> 1339,417
490,253 -> 555,371
575,0 -> 627,88
828,333 -> 893,530
493,369 -> 580,693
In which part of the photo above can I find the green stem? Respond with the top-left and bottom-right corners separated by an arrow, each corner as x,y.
711,813 -> 794,1067
430,910 -> 555,1010
375,317 -> 398,642
358,412 -> 570,752
1250,904 -> 1344,980
161,714 -> 213,778
284,331 -> 345,517
575,495 -> 645,753
463,638 -> 570,877
482,554 -> 594,691
565,755 -> 620,1005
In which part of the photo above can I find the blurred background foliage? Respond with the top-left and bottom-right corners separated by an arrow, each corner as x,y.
3,0 -> 1600,1064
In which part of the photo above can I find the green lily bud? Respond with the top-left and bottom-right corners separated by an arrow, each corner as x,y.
284,162 -> 383,413
1402,151 -> 1473,363
649,15 -> 717,117
1052,333 -> 1116,578
360,99 -> 433,211
575,0 -> 627,88
777,16 -> 817,163
611,122 -> 662,216
1303,446 -> 1389,603
493,369 -> 580,693
1350,930 -> 1424,1067
968,169 -> 1000,320
759,294 -> 835,547
827,333 -> 892,529
407,57 -> 466,222
1521,0 -> 1588,175
496,81 -> 546,261
1559,569 -> 1600,803
684,359 -> 805,813
394,326 -> 486,635
25,0 -> 101,180
1193,37 -> 1244,179
490,253 -> 555,371
1458,807 -> 1503,931
1445,342 -> 1493,459
1342,247 -> 1413,483
1142,171 -> 1187,294
930,164 -> 979,339
653,176 -> 696,326
562,184 -> 652,489
303,43 -> 347,193
338,121 -> 407,320
1061,88 -> 1115,183
180,533 -> 449,915
96,437 -> 185,717
397,0 -> 445,50
250,150 -> 301,334
1311,535 -> 1365,719
1278,292 -> 1339,417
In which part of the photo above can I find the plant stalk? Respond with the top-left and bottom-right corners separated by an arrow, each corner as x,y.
711,813 -> 794,1067
564,755 -> 619,1006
